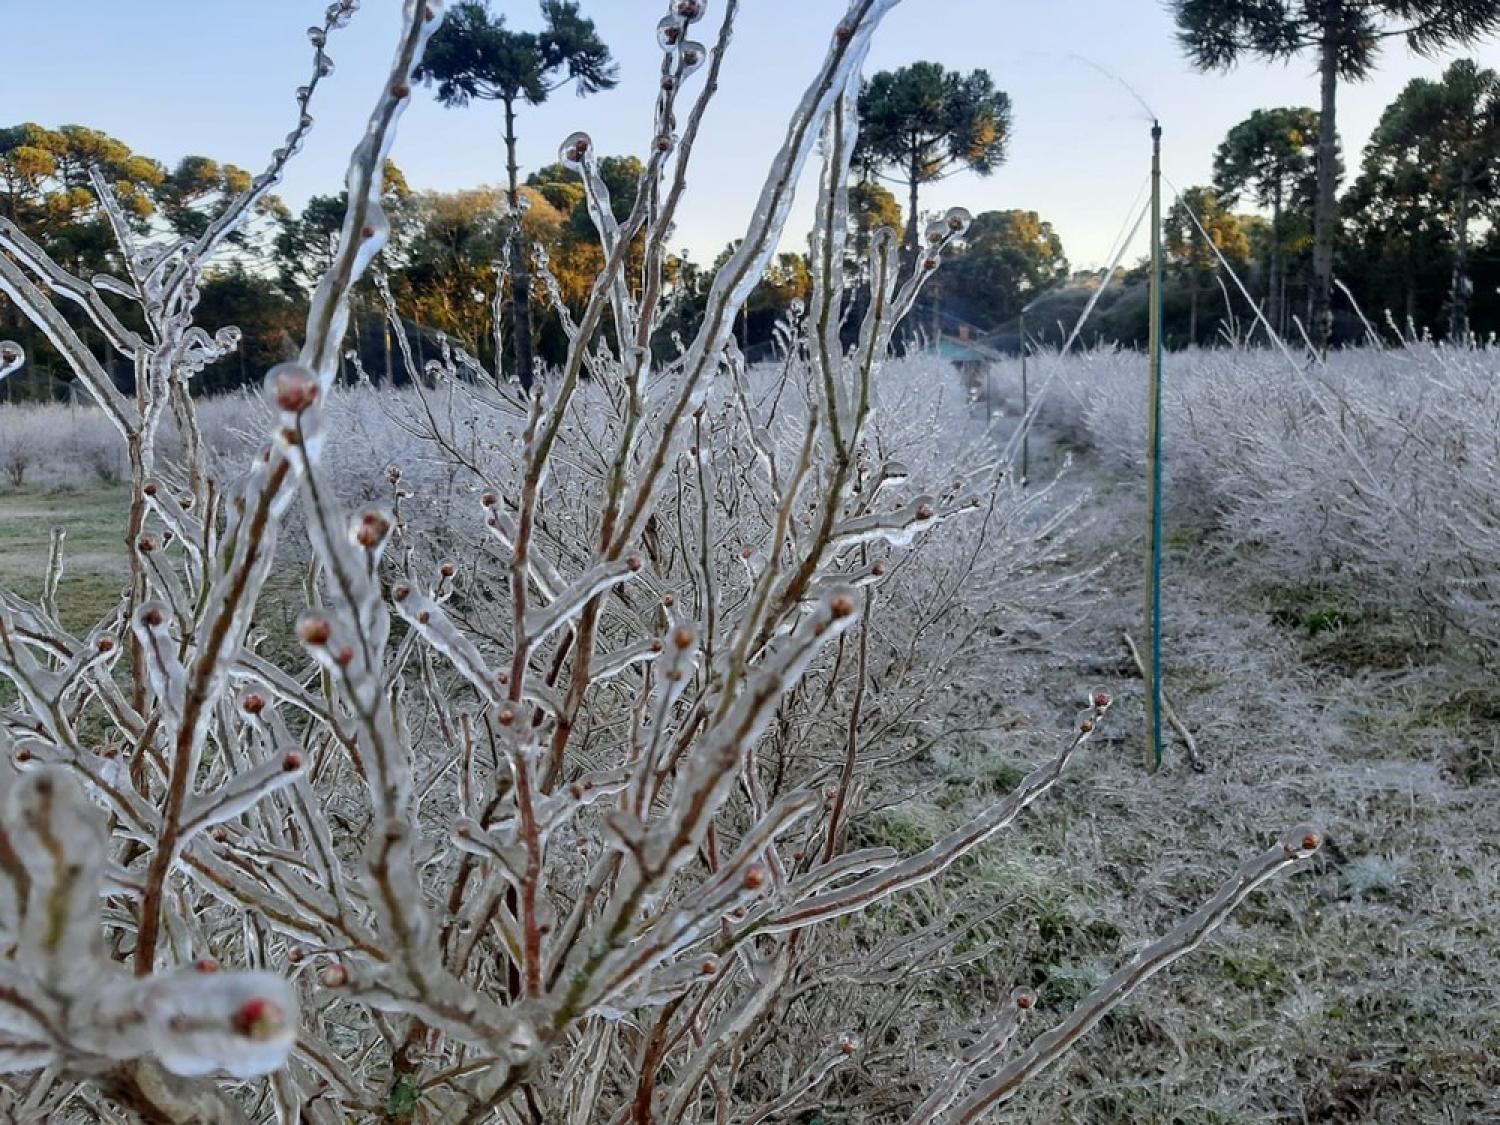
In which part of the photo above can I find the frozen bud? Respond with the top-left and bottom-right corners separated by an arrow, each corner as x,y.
1093,692 -> 1111,710
415,611 -> 430,626
282,751 -> 303,772
498,709 -> 515,727
663,593 -> 675,607
296,615 -> 332,646
824,785 -> 839,800
838,1034 -> 859,1055
307,25 -> 327,47
391,81 -> 410,98
13,746 -> 31,763
178,494 -> 193,510
835,23 -> 854,42
944,206 -> 974,235
481,491 -> 498,508
560,131 -> 592,167
1282,825 -> 1323,859
828,593 -> 855,619
661,76 -> 676,91
650,639 -> 664,653
655,134 -> 673,152
268,363 -> 319,413
440,562 -> 457,578
138,535 -> 157,553
140,605 -> 166,629
143,481 -> 158,497
242,692 -> 266,715
657,18 -> 682,48
675,0 -> 703,19
354,510 -> 391,549
916,502 -> 935,520
287,946 -> 305,964
1014,988 -> 1036,1010
392,584 -> 412,602
495,671 -> 509,685
1079,718 -> 1094,733
142,971 -> 298,1077
162,529 -> 174,543
626,554 -> 644,572
743,865 -> 767,891
95,636 -> 115,653
319,963 -> 349,988
360,224 -> 376,239
194,958 -> 219,973
741,546 -> 753,560
673,627 -> 695,649
925,220 -> 948,245
682,47 -> 702,66
386,465 -> 402,484
701,957 -> 719,976
871,560 -> 887,577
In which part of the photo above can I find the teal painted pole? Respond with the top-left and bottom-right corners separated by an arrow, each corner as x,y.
1019,309 -> 1029,486
1145,121 -> 1165,772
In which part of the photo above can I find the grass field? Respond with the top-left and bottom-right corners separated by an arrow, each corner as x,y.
0,486 -> 131,634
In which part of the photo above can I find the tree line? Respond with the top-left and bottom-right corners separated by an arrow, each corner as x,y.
2,0 -> 1498,402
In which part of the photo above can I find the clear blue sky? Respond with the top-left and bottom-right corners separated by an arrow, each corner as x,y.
7,2 -> 1498,270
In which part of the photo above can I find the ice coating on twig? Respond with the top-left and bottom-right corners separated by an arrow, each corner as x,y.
1,770 -> 300,1079
944,826 -> 1324,1122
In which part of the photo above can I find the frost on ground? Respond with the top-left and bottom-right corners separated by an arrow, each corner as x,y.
0,0 -> 1487,1121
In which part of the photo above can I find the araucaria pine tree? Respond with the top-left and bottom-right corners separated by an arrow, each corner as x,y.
1173,0 -> 1500,349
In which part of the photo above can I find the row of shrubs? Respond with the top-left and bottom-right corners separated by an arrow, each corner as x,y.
1050,342 -> 1500,659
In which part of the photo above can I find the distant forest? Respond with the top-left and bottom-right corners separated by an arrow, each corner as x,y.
2,52 -> 1497,400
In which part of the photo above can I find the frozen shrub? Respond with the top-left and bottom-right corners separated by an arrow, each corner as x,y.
0,2 -> 1322,1120
1064,342 -> 1500,653
2,440 -> 27,488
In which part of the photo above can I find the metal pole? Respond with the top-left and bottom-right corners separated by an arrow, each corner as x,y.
1019,309 -> 1029,486
1145,121 -> 1165,772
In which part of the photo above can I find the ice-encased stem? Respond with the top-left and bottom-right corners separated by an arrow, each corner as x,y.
945,827 -> 1323,1122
